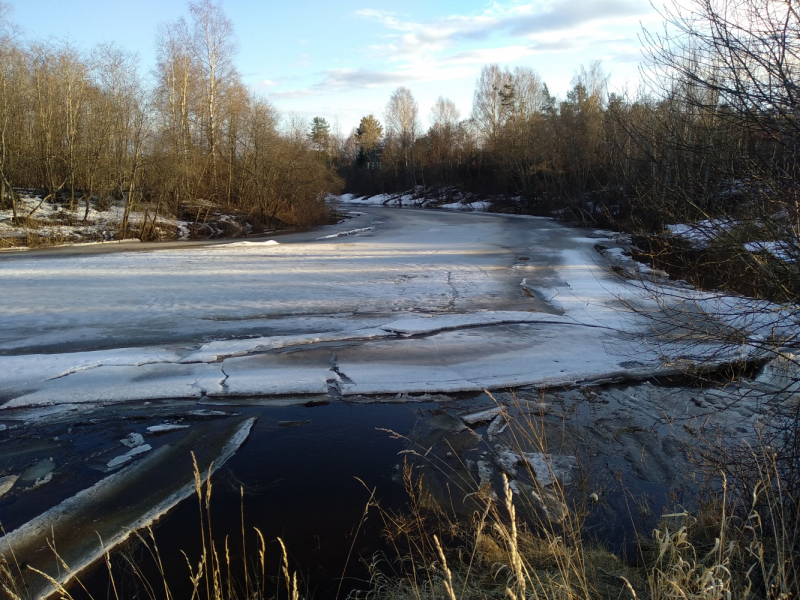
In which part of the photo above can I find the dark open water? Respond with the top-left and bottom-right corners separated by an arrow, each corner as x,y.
70,402 -> 430,600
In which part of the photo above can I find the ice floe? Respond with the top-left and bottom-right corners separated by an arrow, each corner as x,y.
0,417 -> 256,599
107,444 -> 152,469
0,475 -> 18,497
146,423 -> 190,433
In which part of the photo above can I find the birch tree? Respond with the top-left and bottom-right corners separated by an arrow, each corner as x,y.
189,0 -> 236,200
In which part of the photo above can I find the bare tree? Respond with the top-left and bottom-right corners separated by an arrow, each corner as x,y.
385,86 -> 420,170
155,17 -> 197,210
0,4 -> 22,223
189,0 -> 237,200
430,97 -> 459,133
428,97 -> 461,187
471,64 -> 512,148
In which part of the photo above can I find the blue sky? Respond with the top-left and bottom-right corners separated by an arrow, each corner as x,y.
7,0 -> 661,133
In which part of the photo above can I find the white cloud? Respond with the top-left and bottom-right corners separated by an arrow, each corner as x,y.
442,45 -> 535,65
270,61 -> 474,99
266,0 -> 659,130
356,0 -> 654,61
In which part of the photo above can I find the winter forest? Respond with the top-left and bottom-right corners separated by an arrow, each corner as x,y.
1,0 -> 798,284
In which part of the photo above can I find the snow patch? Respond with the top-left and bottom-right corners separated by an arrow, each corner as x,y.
744,240 -> 796,262
316,227 -> 375,240
439,201 -> 492,212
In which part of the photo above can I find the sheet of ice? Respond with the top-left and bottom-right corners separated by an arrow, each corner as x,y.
2,205 -> 792,413
181,327 -> 390,362
0,208 -> 520,353
335,324 -> 661,395
4,362 -> 225,408
379,311 -> 582,335
519,279 -> 566,312
0,348 -> 185,390
221,356 -> 332,396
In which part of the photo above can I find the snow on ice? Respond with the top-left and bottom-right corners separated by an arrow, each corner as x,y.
1,202 -> 792,419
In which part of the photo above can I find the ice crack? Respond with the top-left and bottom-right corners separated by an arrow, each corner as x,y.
329,351 -> 354,384
46,359 -> 170,381
444,270 -> 458,311
220,365 -> 230,393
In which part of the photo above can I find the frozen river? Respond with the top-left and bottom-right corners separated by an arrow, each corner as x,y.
0,206 -> 665,412
2,204 -> 770,598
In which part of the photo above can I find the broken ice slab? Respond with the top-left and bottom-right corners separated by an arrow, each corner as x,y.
187,409 -> 237,417
522,453 -> 578,486
19,458 -> 55,486
495,449 -> 521,476
523,402 -> 550,416
0,416 -> 256,600
515,481 -> 569,524
120,432 -> 144,448
427,413 -> 469,432
477,460 -> 493,489
0,475 -> 18,497
107,444 -> 152,469
146,423 -> 190,434
487,413 -> 508,441
462,406 -> 505,425
492,449 -> 578,486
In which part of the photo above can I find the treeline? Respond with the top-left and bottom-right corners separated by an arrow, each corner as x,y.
329,0 -> 799,245
331,63 -> 611,218
0,1 -> 342,237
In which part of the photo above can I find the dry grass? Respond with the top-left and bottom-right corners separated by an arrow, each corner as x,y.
353,392 -> 798,600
